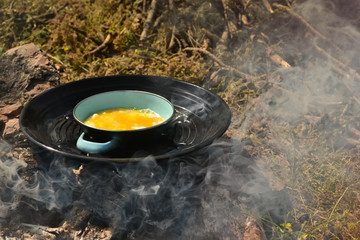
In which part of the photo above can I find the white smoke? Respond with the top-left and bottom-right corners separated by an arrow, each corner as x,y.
1,0 -> 359,239
0,138 -> 76,221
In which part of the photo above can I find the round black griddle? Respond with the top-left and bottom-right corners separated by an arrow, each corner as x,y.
20,75 -> 231,162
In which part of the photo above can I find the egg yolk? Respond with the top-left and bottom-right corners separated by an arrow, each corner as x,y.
84,108 -> 165,130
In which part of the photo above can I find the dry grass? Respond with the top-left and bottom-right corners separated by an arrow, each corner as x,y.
1,0 -> 360,239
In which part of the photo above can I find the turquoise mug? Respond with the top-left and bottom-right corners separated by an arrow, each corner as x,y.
73,90 -> 174,154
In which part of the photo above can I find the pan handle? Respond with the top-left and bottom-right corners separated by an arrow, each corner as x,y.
76,132 -> 119,154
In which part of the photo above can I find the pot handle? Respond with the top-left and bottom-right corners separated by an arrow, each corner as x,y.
76,132 -> 119,154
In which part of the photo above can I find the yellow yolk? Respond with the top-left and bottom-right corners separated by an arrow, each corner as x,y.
84,108 -> 165,130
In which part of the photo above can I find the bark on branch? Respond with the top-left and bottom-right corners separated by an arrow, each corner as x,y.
140,0 -> 160,41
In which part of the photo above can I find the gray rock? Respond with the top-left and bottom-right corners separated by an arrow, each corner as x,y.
0,43 -> 60,140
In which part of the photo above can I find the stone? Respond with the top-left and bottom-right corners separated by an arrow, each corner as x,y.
0,43 -> 60,141
2,118 -> 19,139
243,217 -> 266,240
0,43 -> 59,103
0,102 -> 23,117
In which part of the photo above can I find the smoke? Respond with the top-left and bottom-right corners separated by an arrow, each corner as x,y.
0,139 -> 27,218
0,138 -> 77,228
1,0 -> 360,239
233,0 -> 360,237
234,0 -> 360,138
0,134 -> 281,239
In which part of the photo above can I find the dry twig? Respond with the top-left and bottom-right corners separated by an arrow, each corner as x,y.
137,55 -> 169,65
86,33 -> 113,55
314,43 -> 360,80
9,0 -> 17,41
262,0 -> 274,13
313,43 -> 360,104
272,3 -> 360,104
276,2 -> 360,78
168,26 -> 177,50
273,3 -> 343,53
140,0 -> 160,41
202,28 -> 220,43
221,0 -> 239,39
272,3 -> 328,41
167,0 -> 177,50
9,0 -> 15,17
183,47 -> 250,79
30,3 -> 68,24
68,25 -> 102,45
269,54 -> 291,68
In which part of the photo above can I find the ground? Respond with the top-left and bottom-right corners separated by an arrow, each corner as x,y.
1,0 -> 360,239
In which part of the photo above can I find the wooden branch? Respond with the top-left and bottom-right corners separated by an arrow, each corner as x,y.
221,0 -> 239,39
86,33 -> 113,55
46,53 -> 65,66
137,55 -> 169,65
269,54 -> 291,68
168,0 -> 174,10
174,36 -> 182,52
168,26 -> 177,50
140,0 -> 159,41
272,3 -> 328,41
312,43 -> 360,104
30,3 -> 68,23
68,25 -> 102,45
272,3 -> 360,80
262,0 -> 274,13
183,47 -> 250,79
9,0 -> 15,17
202,28 -> 220,43
9,0 -> 17,41
167,0 -> 177,50
314,43 -> 360,80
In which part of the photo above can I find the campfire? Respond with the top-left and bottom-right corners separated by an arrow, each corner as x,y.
1,0 -> 360,239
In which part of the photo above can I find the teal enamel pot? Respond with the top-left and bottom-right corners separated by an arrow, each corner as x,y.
73,90 -> 174,154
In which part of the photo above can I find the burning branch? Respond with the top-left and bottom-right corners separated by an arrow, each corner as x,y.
183,47 -> 250,79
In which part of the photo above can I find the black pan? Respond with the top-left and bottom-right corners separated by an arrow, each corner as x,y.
20,75 -> 231,162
